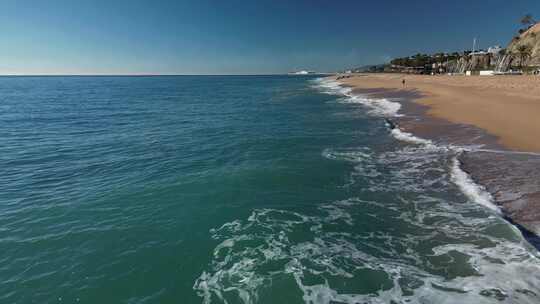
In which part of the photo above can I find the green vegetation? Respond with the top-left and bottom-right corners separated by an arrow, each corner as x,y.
356,14 -> 539,74
390,52 -> 460,68
515,44 -> 533,69
521,14 -> 536,28
518,14 -> 536,35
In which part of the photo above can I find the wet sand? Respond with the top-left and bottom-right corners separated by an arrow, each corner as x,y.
334,74 -> 540,243
337,73 -> 540,152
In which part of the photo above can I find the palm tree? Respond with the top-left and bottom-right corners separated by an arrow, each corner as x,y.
515,44 -> 533,70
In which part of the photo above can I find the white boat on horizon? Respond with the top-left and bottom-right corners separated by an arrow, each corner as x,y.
288,70 -> 317,75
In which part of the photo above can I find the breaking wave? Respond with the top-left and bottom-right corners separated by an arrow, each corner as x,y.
193,77 -> 540,303
312,77 -> 500,213
195,198 -> 540,304
312,78 -> 402,117
450,157 -> 500,213
390,128 -> 434,147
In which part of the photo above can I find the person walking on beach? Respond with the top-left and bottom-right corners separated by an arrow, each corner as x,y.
402,79 -> 406,88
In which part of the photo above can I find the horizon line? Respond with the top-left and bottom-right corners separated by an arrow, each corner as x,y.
0,73 -> 335,77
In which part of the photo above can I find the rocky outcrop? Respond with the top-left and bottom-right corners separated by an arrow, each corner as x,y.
506,22 -> 540,66
448,53 -> 493,73
471,54 -> 492,69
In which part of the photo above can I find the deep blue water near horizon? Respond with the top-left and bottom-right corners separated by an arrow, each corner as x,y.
1,76 -> 540,304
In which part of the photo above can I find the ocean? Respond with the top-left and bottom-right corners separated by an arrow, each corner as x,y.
1,75 -> 539,303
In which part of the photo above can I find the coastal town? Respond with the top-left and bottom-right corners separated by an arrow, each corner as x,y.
347,15 -> 540,76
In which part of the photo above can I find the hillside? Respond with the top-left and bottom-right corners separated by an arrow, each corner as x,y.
506,22 -> 540,66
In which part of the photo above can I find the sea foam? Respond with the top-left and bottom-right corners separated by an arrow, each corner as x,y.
195,198 -> 539,304
390,128 -> 434,147
450,157 -> 500,213
313,78 -> 402,117
313,77 -> 500,214
193,77 -> 540,304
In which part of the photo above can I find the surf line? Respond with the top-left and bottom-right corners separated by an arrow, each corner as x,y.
385,118 -> 540,157
470,148 -> 540,157
383,118 -> 501,213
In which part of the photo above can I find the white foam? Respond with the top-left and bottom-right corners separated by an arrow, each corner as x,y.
312,78 -> 402,117
194,197 -> 540,304
390,128 -> 434,147
280,76 -> 540,303
314,78 -> 439,149
473,148 -> 540,157
343,95 -> 402,117
383,119 -> 501,218
311,78 -> 352,96
386,129 -> 504,218
450,157 -> 500,213
321,148 -> 372,162
314,78 -> 508,220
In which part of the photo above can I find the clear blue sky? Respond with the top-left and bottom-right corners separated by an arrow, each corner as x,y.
1,0 -> 539,75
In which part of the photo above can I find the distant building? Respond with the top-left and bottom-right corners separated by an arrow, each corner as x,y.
487,46 -> 503,55
390,65 -> 428,74
470,50 -> 488,56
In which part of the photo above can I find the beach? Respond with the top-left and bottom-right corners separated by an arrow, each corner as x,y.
336,73 -> 540,152
334,73 -> 540,241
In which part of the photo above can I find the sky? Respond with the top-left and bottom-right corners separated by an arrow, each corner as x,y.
1,0 -> 539,75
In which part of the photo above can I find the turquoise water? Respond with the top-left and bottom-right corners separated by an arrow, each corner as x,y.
1,76 -> 539,303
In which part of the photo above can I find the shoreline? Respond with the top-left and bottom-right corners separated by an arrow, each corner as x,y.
331,73 -> 540,244
336,73 -> 540,153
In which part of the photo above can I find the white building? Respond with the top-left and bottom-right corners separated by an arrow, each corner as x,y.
487,46 -> 503,55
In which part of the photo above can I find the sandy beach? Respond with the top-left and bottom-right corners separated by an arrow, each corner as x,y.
334,73 -> 540,239
336,73 -> 540,152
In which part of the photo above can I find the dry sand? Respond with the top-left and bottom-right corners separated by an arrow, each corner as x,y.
336,73 -> 540,152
